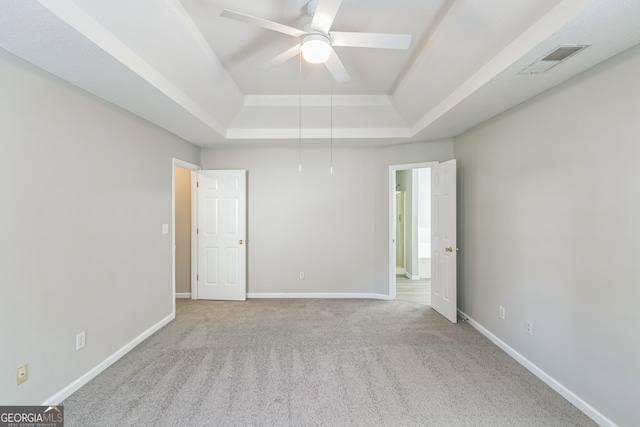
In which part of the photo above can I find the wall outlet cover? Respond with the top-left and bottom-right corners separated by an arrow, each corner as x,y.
526,320 -> 534,336
17,364 -> 28,385
76,331 -> 86,350
498,305 -> 506,320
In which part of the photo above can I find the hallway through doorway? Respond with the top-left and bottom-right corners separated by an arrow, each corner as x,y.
396,275 -> 430,305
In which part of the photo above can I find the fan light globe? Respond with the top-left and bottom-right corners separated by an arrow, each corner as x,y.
301,34 -> 331,63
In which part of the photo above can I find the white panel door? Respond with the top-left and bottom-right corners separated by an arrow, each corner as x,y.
197,170 -> 246,301
431,160 -> 457,323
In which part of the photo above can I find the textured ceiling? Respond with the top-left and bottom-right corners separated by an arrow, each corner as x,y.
1,0 -> 639,147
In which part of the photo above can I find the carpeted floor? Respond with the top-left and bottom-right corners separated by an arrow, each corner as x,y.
62,299 -> 595,426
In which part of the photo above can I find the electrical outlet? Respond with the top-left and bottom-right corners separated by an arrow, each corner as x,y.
526,320 -> 533,336
299,272 -> 305,280
76,331 -> 86,350
498,305 -> 506,320
17,364 -> 28,385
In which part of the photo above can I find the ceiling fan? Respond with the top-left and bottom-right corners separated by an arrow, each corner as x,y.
221,0 -> 412,83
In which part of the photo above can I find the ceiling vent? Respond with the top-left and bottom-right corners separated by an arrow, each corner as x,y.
520,45 -> 589,74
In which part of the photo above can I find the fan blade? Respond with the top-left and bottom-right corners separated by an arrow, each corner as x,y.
324,47 -> 350,83
221,9 -> 306,38
331,32 -> 411,49
310,0 -> 343,34
260,44 -> 302,71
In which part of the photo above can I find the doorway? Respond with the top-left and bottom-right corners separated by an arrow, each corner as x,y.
172,159 -> 200,314
397,168 -> 431,305
174,165 -> 194,299
393,166 -> 432,305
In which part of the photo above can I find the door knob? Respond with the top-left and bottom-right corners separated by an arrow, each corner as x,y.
445,247 -> 453,252
239,240 -> 244,245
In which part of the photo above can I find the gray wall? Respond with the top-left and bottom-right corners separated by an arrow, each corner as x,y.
174,166 -> 192,294
201,141 -> 453,295
0,49 -> 200,404
454,44 -> 640,426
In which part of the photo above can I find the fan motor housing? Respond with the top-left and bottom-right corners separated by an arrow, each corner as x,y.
302,33 -> 331,63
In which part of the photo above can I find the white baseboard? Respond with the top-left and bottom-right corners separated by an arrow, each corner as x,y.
175,293 -> 191,299
247,293 -> 392,300
457,310 -> 616,427
42,312 -> 175,405
404,272 -> 421,280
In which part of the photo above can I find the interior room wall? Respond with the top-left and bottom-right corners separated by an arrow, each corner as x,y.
200,146 -> 377,295
174,166 -> 192,295
0,49 -> 200,405
200,141 -> 453,296
454,44 -> 640,426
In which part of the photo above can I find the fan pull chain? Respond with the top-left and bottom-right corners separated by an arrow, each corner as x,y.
298,51 -> 303,172
330,76 -> 333,174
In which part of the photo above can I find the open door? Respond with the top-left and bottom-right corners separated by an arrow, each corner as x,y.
196,170 -> 247,301
431,160 -> 457,322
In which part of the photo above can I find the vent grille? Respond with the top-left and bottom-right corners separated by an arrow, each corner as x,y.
520,45 -> 589,75
541,46 -> 587,61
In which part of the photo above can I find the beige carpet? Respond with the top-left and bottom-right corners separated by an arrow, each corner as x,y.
62,299 -> 595,426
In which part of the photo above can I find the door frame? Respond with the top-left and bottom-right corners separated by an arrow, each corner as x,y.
172,158 -> 200,313
388,162 -> 438,300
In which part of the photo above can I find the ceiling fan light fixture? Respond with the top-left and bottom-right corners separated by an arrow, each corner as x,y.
301,34 -> 331,63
